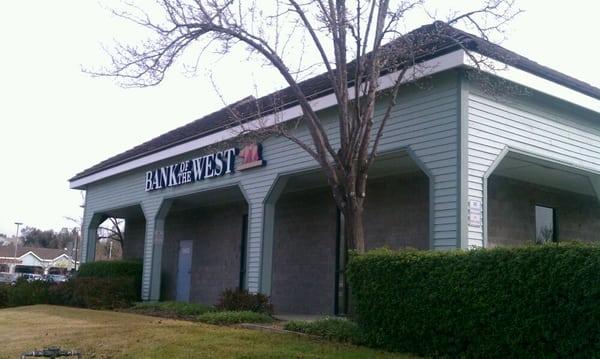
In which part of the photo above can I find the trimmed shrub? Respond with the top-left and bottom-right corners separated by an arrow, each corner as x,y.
68,277 -> 138,309
6,278 -> 51,307
48,281 -> 73,306
0,273 -> 136,310
130,301 -> 213,318
197,310 -> 274,325
216,288 -> 273,314
347,244 -> 600,358
77,260 -> 143,278
0,284 -> 8,308
284,318 -> 363,343
77,260 -> 143,300
76,260 -> 143,302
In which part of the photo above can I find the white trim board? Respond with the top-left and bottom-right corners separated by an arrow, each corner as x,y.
70,49 -> 600,189
464,56 -> 600,113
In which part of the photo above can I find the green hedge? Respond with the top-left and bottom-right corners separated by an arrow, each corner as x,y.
3,279 -> 51,307
347,244 -> 600,358
0,277 -> 137,310
77,260 -> 143,300
0,261 -> 142,310
78,260 -> 142,279
68,277 -> 138,309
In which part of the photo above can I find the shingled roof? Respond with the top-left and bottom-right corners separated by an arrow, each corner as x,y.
0,246 -> 69,261
71,22 -> 600,182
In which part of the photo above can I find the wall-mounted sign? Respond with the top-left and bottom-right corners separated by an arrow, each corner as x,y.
145,144 -> 265,192
237,143 -> 265,171
468,199 -> 482,227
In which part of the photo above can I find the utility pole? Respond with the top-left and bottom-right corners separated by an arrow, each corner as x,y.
13,222 -> 22,273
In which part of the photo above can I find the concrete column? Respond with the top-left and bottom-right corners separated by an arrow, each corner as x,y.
475,148 -> 509,248
239,175 -> 281,294
589,176 -> 600,204
81,213 -> 106,263
258,177 -> 288,295
142,200 -> 171,301
405,147 -> 462,250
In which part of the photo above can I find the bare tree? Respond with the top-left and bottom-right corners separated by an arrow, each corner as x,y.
90,0 -> 519,253
66,216 -> 125,254
97,217 -> 125,246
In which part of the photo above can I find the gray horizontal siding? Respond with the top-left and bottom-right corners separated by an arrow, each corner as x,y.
82,72 -> 461,298
467,90 -> 600,247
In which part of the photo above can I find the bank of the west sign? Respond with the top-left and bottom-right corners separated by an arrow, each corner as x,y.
145,144 -> 265,192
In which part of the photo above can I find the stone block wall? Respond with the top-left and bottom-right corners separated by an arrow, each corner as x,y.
161,201 -> 247,305
364,172 -> 429,250
122,218 -> 146,260
271,171 -> 429,315
488,175 -> 600,246
271,188 -> 338,315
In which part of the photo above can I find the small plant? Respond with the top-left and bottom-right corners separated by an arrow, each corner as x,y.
284,318 -> 363,343
196,310 -> 274,325
216,288 -> 273,314
130,301 -> 213,318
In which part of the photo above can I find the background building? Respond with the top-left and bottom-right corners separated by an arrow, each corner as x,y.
0,247 -> 75,275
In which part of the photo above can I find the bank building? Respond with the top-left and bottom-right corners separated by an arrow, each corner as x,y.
70,23 -> 600,315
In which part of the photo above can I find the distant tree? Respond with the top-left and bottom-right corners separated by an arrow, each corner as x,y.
22,227 -> 55,248
0,233 -> 8,247
21,226 -> 78,250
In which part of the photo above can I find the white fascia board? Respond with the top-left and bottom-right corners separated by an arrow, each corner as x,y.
70,49 -> 467,189
51,254 -> 71,262
464,55 -> 600,113
19,251 -> 44,263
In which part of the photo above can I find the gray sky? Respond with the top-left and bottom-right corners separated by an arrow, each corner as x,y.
0,0 -> 599,236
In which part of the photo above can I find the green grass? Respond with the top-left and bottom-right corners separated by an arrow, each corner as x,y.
0,305 -> 415,358
196,310 -> 274,325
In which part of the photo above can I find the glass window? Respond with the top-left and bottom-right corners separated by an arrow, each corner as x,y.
535,205 -> 556,244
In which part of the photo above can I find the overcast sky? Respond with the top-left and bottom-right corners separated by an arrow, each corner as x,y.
0,1 -> 599,236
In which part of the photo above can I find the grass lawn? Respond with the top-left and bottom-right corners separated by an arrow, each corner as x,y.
0,305 -> 413,359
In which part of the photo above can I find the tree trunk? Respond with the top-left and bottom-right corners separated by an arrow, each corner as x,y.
344,201 -> 365,253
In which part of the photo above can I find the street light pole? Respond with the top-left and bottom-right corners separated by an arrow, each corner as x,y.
13,222 -> 22,273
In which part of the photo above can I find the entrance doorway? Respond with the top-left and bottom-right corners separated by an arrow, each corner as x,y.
176,240 -> 193,302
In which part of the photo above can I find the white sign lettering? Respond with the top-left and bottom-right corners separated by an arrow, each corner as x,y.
145,148 -> 237,192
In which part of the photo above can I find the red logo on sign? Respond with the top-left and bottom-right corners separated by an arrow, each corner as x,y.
237,143 -> 265,171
